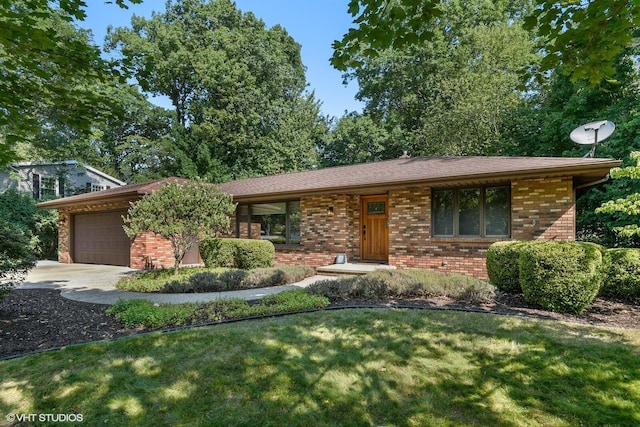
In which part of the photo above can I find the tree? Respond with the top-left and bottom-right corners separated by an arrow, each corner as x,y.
320,112 -> 396,166
107,0 -> 324,180
595,152 -> 640,246
122,180 -> 235,275
342,0 -> 537,157
0,0 -> 141,166
331,0 -> 640,86
90,84 -> 176,183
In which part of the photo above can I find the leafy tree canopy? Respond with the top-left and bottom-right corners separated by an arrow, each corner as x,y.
332,0 -> 640,86
340,0 -> 537,157
122,179 -> 235,275
595,152 -> 640,244
0,0 -> 141,166
107,0 -> 326,180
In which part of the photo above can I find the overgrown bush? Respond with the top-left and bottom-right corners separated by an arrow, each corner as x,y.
519,241 -> 606,314
308,269 -> 494,304
601,248 -> 640,302
486,241 -> 527,292
201,238 -> 275,269
0,220 -> 37,301
0,189 -> 58,259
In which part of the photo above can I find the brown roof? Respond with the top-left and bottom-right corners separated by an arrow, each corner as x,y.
37,157 -> 620,208
221,156 -> 621,202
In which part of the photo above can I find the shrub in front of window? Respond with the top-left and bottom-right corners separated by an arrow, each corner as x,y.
200,238 -> 237,268
235,239 -> 275,269
601,248 -> 640,302
200,238 -> 274,269
519,241 -> 606,314
486,241 -> 527,293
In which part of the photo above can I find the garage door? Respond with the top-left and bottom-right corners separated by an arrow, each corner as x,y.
73,211 -> 131,266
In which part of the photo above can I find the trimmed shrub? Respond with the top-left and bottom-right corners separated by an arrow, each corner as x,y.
519,241 -> 605,314
234,239 -> 275,269
601,248 -> 640,301
486,241 -> 527,293
200,239 -> 236,268
201,238 -> 275,269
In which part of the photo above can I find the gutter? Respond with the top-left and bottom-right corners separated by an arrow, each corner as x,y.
574,174 -> 611,191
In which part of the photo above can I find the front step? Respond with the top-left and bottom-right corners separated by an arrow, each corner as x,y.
316,263 -> 396,276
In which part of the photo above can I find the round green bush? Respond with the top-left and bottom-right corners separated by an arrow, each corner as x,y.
486,241 -> 527,293
601,248 -> 640,301
200,238 -> 275,269
519,241 -> 605,314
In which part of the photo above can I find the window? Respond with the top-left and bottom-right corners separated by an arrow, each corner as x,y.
32,174 -> 58,200
40,177 -> 56,199
432,186 -> 510,237
236,201 -> 300,245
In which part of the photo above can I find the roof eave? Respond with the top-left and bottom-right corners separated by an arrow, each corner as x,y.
228,161 -> 621,203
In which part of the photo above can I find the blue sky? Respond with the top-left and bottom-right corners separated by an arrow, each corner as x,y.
81,0 -> 364,119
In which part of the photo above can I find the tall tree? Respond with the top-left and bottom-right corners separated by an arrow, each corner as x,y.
343,0 -> 537,157
331,0 -> 640,86
107,0 -> 324,180
320,112 -> 396,167
0,0 -> 141,166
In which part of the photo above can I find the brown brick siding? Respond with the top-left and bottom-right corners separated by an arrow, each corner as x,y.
271,177 -> 576,279
511,177 -> 575,241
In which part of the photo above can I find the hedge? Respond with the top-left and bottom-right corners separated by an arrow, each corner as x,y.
601,248 -> 640,301
486,241 -> 526,293
200,238 -> 275,269
518,241 -> 606,314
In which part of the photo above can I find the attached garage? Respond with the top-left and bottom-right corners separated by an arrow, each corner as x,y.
73,211 -> 130,266
37,177 -> 201,270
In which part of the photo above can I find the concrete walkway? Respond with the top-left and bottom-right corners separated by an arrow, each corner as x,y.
19,261 -> 336,305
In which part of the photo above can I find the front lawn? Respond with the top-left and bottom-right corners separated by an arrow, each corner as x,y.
1,309 -> 639,426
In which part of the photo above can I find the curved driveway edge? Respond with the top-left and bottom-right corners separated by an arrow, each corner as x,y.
19,261 -> 336,305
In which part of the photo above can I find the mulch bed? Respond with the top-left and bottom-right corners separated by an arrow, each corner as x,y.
1,288 -> 639,359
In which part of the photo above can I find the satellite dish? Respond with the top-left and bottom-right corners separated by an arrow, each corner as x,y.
570,120 -> 615,157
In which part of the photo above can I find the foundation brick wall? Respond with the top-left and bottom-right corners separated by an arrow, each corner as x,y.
129,232 -> 177,269
232,195 -> 361,267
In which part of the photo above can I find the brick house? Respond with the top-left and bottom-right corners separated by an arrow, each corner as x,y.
37,156 -> 620,278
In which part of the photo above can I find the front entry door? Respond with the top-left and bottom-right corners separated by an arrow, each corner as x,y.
361,195 -> 389,261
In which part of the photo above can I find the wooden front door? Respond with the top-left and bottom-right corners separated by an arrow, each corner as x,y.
361,195 -> 389,261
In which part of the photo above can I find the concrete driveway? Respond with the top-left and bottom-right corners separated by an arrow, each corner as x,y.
19,261 -> 333,305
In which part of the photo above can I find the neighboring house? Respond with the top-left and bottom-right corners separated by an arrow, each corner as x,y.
37,156 -> 620,278
0,160 -> 126,200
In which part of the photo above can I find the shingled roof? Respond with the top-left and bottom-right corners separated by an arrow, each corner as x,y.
220,156 -> 620,202
38,156 -> 620,208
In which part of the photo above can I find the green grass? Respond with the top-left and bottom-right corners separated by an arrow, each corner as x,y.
106,290 -> 330,328
2,310 -> 639,426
